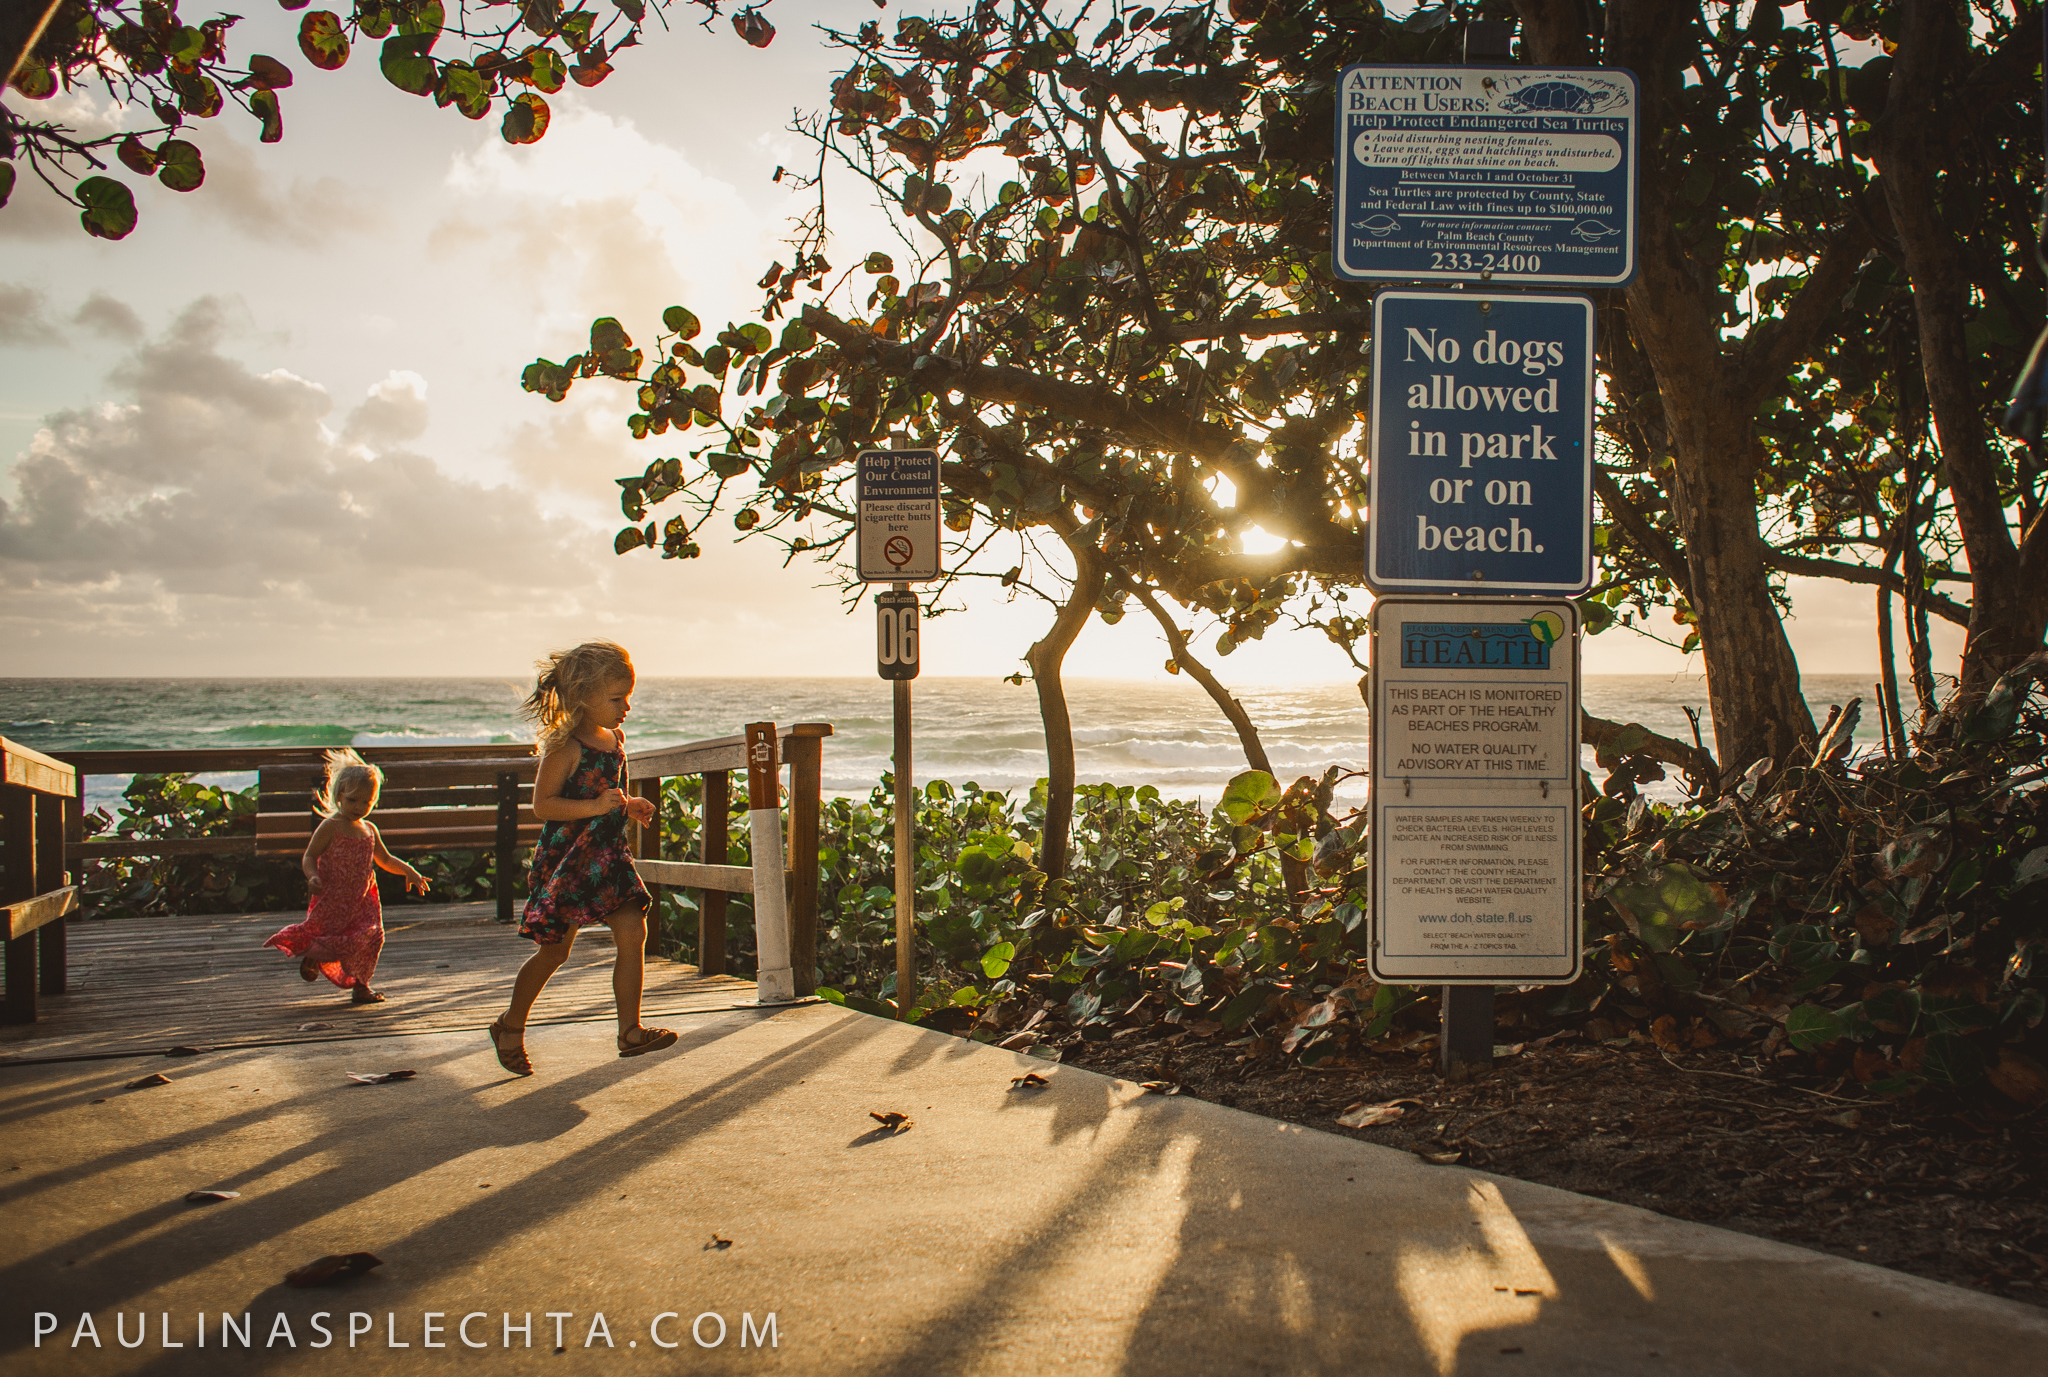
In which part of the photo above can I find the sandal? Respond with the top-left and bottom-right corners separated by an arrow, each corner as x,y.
489,1017 -> 532,1076
617,1026 -> 677,1058
351,986 -> 386,1005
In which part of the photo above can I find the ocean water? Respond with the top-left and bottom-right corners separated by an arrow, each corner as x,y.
0,674 -> 1883,816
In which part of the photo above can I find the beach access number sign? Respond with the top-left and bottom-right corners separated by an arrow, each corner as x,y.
1366,290 -> 1594,595
1333,65 -> 1639,287
857,448 -> 940,583
1368,597 -> 1582,986
875,590 -> 919,681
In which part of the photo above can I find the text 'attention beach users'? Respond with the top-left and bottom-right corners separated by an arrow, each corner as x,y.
488,640 -> 678,1075
263,749 -> 429,1005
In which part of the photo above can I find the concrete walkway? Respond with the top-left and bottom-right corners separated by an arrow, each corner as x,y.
3,1003 -> 2042,1375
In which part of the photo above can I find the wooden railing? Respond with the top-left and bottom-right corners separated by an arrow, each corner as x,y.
2,737 -> 80,1024
51,724 -> 835,997
627,723 -> 831,997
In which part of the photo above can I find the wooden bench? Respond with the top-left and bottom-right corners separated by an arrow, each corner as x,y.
2,737 -> 81,1024
62,745 -> 545,924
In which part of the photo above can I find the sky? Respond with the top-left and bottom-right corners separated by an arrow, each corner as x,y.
0,1 -> 1960,684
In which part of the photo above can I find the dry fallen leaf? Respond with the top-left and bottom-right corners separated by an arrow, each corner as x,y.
1138,1081 -> 1181,1095
869,1111 -> 912,1132
1417,1150 -> 1465,1166
164,1046 -> 203,1057
1336,1098 -> 1421,1129
284,1252 -> 382,1288
297,1022 -> 335,1032
124,1073 -> 172,1090
995,1031 -> 1040,1050
1010,1072 -> 1048,1089
345,1071 -> 418,1085
185,1190 -> 240,1204
705,1235 -> 732,1251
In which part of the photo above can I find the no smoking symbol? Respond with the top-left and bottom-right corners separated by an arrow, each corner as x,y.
884,535 -> 915,569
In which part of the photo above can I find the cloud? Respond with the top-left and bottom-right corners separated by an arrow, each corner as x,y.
0,297 -> 878,675
0,284 -> 57,344
0,299 -> 604,664
185,133 -> 378,245
341,370 -> 430,448
439,107 -> 784,338
72,290 -> 144,341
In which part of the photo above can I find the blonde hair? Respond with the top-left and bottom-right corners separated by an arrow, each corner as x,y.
523,640 -> 635,752
312,747 -> 383,817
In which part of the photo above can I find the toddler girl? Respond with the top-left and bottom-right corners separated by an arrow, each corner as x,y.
488,640 -> 674,1074
264,748 -> 427,1005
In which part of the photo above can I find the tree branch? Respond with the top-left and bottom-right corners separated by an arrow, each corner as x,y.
1737,223 -> 1873,411
1759,549 -> 1972,626
1594,464 -> 1692,599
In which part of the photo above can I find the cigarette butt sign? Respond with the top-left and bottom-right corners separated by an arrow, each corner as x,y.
857,449 -> 940,583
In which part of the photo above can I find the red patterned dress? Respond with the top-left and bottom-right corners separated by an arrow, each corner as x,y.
519,740 -> 650,944
264,832 -> 384,990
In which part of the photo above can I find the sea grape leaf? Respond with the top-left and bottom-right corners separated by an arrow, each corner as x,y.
380,34 -> 437,95
980,941 -> 1015,978
298,12 -> 350,70
733,8 -> 775,47
523,45 -> 566,93
502,92 -> 551,144
2011,845 -> 2048,890
251,89 -> 284,142
245,54 -> 295,88
1216,770 -> 1279,824
662,305 -> 701,339
614,525 -> 645,554
155,140 -> 205,192
1785,1003 -> 1847,1051
76,177 -> 138,240
118,136 -> 159,175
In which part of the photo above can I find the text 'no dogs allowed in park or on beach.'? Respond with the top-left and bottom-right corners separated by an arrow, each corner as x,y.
857,449 -> 940,583
1366,290 -> 1595,596
1332,64 -> 1640,287
1367,598 -> 1582,987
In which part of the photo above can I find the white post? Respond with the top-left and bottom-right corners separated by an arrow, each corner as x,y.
744,722 -> 797,1004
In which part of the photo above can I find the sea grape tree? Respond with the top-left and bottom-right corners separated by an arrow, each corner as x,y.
1,0 -> 774,238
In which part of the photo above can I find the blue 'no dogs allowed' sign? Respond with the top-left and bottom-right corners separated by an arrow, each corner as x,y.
1366,291 -> 1594,595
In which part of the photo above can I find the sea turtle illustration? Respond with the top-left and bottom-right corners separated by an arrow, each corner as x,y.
1497,81 -> 1622,114
1359,214 -> 1400,238
1570,221 -> 1620,242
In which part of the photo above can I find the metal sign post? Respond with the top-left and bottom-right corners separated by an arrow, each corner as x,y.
1366,599 -> 1583,1078
1333,64 -> 1640,288
1366,290 -> 1595,595
857,450 -> 941,1019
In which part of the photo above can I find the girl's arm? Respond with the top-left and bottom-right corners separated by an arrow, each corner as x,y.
302,816 -> 341,893
618,729 -> 657,826
367,823 -> 429,895
530,742 -> 627,822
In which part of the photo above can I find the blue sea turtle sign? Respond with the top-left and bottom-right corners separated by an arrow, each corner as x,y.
1333,65 -> 1639,287
1366,290 -> 1595,595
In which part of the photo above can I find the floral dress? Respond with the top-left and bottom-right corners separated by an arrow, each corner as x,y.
519,739 -> 650,944
264,832 -> 383,989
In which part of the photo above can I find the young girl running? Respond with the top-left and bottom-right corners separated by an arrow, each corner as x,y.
264,748 -> 427,1005
488,640 -> 676,1075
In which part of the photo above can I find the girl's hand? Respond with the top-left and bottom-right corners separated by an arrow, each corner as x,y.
597,786 -> 629,814
405,870 -> 430,896
307,872 -> 324,895
625,794 -> 656,826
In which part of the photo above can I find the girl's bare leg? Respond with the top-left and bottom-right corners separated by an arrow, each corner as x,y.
604,906 -> 648,1035
500,931 -> 576,1043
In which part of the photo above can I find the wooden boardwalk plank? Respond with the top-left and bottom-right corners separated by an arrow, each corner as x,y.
0,902 -> 763,1065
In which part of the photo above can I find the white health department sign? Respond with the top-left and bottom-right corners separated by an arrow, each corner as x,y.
1368,597 -> 1582,985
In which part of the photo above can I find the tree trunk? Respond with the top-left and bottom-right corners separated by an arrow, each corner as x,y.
1568,0 -> 1818,769
1871,0 -> 2048,701
1112,572 -> 1275,777
1024,525 -> 1105,882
